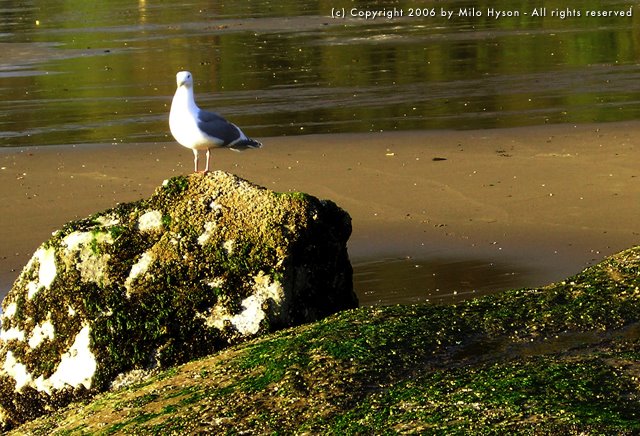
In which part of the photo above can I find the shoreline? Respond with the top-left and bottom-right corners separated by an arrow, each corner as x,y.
1,122 -> 639,304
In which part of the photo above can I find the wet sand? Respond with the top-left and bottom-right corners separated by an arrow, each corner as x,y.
1,122 -> 638,305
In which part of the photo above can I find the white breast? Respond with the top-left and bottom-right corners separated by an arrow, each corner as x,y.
169,88 -> 218,150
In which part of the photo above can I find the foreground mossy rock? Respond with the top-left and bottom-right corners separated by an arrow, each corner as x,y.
0,171 -> 356,429
9,246 -> 640,435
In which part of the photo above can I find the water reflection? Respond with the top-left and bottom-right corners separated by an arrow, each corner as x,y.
354,256 -> 535,306
0,0 -> 639,147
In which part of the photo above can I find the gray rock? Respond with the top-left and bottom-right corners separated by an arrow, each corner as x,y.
0,171 -> 357,429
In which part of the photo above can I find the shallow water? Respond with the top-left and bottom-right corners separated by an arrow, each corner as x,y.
353,255 -> 535,306
1,0 -> 639,147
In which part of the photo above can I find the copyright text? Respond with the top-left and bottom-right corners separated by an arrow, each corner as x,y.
330,6 -> 634,20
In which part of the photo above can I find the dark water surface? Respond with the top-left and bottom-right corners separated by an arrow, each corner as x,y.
1,0 -> 639,147
1,0 -> 639,304
354,255 -> 536,306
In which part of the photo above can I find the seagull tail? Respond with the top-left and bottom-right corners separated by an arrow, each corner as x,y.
229,138 -> 263,152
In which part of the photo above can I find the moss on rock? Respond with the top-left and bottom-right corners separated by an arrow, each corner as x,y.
0,171 -> 356,430
8,246 -> 640,434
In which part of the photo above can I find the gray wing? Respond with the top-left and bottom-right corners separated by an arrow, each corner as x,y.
196,110 -> 242,146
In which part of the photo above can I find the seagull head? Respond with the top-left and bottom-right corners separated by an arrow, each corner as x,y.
176,71 -> 193,89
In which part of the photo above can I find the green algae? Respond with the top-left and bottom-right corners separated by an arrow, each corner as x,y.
321,354 -> 640,433
160,176 -> 189,197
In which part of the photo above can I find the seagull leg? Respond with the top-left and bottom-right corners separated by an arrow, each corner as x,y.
205,149 -> 211,173
192,149 -> 199,173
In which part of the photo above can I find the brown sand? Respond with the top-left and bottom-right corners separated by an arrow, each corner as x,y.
1,122 -> 638,304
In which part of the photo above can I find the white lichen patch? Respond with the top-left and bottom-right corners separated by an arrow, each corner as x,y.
233,272 -> 284,334
223,239 -> 235,255
34,325 -> 96,394
200,272 -> 283,335
2,325 -> 97,394
3,351 -> 32,391
26,282 -> 39,301
37,247 -> 57,289
197,221 -> 217,246
3,302 -> 17,319
197,305 -> 229,331
63,231 -> 111,252
0,327 -> 25,342
24,246 -> 57,300
232,296 -> 268,335
207,277 -> 225,289
28,318 -> 55,349
210,201 -> 223,213
62,231 -> 114,284
125,251 -> 155,295
138,210 -> 163,232
95,214 -> 120,227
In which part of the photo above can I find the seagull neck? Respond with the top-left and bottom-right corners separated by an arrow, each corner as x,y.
176,86 -> 200,113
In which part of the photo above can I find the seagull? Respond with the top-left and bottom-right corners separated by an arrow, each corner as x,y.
169,71 -> 262,173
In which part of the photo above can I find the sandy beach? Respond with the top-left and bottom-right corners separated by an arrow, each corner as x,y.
1,122 -> 638,305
